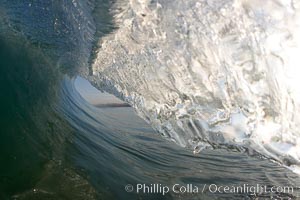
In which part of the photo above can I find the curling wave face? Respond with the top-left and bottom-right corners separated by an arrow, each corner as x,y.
89,0 -> 300,173
1,0 -> 300,198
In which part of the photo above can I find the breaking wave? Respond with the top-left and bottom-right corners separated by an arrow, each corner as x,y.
89,0 -> 300,173
1,0 -> 300,199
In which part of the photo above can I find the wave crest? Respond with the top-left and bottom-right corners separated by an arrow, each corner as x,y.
88,0 -> 300,173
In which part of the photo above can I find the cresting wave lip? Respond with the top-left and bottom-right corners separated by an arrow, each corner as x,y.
88,0 -> 300,174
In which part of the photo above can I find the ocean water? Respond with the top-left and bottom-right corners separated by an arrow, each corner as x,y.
0,0 -> 300,199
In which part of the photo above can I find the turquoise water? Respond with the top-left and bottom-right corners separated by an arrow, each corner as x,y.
0,1 -> 300,199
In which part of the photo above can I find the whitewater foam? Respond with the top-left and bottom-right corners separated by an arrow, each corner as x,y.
88,0 -> 300,173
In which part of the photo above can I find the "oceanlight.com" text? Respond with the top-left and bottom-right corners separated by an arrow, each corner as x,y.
124,183 -> 296,196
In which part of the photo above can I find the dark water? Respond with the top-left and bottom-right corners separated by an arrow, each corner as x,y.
0,1 -> 300,199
